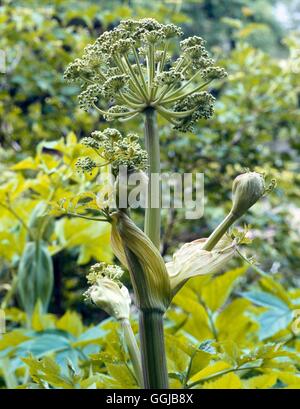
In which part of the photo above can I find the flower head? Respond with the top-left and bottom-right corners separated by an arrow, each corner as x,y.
64,19 -> 227,132
76,128 -> 148,175
84,262 -> 131,320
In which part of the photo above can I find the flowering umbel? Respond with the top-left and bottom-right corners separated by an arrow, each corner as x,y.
64,19 -> 227,132
84,262 -> 131,320
76,128 -> 148,176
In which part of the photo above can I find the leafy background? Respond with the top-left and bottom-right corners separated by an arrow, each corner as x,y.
0,0 -> 299,389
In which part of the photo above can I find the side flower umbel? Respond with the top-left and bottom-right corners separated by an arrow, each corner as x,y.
84,262 -> 142,386
84,262 -> 130,320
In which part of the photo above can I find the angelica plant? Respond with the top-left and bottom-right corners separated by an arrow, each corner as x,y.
64,18 -> 227,249
64,19 -> 274,389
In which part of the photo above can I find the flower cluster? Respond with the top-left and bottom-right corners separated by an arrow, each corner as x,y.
76,128 -> 148,175
86,262 -> 124,284
84,262 -> 131,320
64,18 -> 227,132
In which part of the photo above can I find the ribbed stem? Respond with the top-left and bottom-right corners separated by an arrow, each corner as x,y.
144,108 -> 161,249
121,318 -> 143,387
203,211 -> 238,251
139,310 -> 169,389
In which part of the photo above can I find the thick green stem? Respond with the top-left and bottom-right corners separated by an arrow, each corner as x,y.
121,318 -> 143,387
139,310 -> 169,389
203,211 -> 237,251
141,108 -> 168,388
144,108 -> 161,250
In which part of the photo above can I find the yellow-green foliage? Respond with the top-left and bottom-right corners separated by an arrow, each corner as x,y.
1,268 -> 299,389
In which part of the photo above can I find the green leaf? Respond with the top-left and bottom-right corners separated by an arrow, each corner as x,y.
189,361 -> 231,384
22,356 -> 75,389
202,372 -> 242,389
244,374 -> 277,389
242,291 -> 290,310
56,311 -> 84,337
258,309 -> 294,340
201,266 -> 247,312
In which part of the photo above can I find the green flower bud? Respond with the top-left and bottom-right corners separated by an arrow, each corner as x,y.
201,66 -> 228,80
78,84 -> 103,111
180,36 -> 206,51
104,105 -> 130,122
103,74 -> 130,97
161,24 -> 183,39
76,157 -> 97,174
231,172 -> 266,218
81,137 -> 100,150
154,70 -> 183,86
110,210 -> 171,312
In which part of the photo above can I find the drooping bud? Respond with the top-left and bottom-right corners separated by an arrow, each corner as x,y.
203,171 -> 274,252
84,262 -> 131,320
166,236 -> 237,296
110,210 -> 171,312
231,171 -> 266,218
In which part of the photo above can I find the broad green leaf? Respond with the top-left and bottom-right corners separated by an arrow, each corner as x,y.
201,266 -> 247,312
258,309 -> 294,340
56,311 -> 84,337
189,361 -> 231,384
242,290 -> 290,310
10,157 -> 38,171
165,334 -> 190,374
259,276 -> 292,307
216,299 -> 256,343
277,372 -> 300,388
17,333 -> 72,357
0,330 -> 30,351
243,374 -> 277,389
55,217 -> 112,265
31,302 -> 56,331
22,356 -> 75,389
106,362 -> 137,388
202,372 -> 242,389
72,325 -> 107,348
